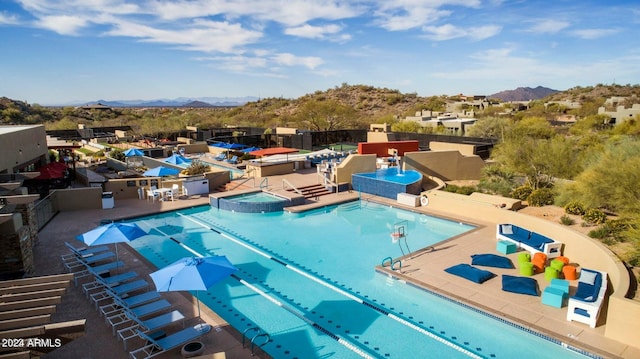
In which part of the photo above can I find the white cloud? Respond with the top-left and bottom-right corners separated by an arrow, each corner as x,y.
525,19 -> 570,34
284,23 -> 350,42
422,24 -> 501,41
0,11 -> 20,25
271,53 -> 323,69
37,15 -> 88,35
570,28 -> 619,40
105,18 -> 263,53
372,0 -> 482,31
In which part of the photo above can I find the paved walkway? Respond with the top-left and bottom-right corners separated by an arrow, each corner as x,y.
32,168 -> 639,359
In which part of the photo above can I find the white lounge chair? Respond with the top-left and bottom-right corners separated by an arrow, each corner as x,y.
129,325 -> 211,359
566,268 -> 608,328
117,310 -> 185,349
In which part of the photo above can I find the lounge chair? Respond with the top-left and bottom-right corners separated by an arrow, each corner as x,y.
129,325 -> 211,359
567,268 -> 608,328
99,291 -> 163,318
82,271 -> 138,298
63,251 -> 116,272
90,279 -> 150,308
106,299 -> 172,334
61,242 -> 110,263
117,310 -> 185,349
73,260 -> 125,286
213,153 -> 226,161
226,155 -> 238,164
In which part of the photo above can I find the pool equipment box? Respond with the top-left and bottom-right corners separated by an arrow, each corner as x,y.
397,193 -> 420,207
182,178 -> 209,195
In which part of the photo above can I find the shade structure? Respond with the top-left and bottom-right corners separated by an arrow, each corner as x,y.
241,146 -> 262,153
164,154 -> 192,165
249,147 -> 298,157
123,148 -> 145,157
150,256 -> 238,322
143,166 -> 181,177
76,222 -> 147,271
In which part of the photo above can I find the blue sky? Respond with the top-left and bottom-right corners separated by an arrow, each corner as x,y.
1,0 -> 639,105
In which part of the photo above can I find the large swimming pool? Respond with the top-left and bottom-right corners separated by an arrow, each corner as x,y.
128,201 -> 592,358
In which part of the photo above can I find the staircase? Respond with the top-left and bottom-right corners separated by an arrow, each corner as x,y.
286,184 -> 332,199
213,181 -> 253,192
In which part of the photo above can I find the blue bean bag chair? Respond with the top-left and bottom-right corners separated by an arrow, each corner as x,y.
471,254 -> 514,269
501,275 -> 539,296
444,264 -> 496,284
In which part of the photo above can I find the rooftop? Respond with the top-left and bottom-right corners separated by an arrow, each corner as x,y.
23,169 -> 640,358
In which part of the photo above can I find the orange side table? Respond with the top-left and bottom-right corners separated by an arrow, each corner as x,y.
563,265 -> 577,280
555,256 -> 570,265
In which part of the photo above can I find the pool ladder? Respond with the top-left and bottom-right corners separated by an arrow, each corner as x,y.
242,326 -> 271,356
382,256 -> 402,271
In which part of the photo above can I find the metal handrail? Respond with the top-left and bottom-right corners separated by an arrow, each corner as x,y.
282,179 -> 303,195
228,176 -> 255,191
259,177 -> 269,189
242,327 -> 261,349
250,332 -> 271,356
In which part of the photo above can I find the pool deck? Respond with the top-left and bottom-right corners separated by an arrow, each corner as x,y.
31,168 -> 639,359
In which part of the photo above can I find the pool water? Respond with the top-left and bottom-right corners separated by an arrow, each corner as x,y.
129,202 -> 592,359
356,168 -> 423,184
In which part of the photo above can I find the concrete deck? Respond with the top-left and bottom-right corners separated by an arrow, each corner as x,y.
31,168 -> 639,359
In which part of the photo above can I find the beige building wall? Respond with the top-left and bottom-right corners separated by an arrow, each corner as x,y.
53,187 -> 103,211
429,141 -> 477,157
403,150 -> 484,181
334,154 -> 377,184
422,190 -> 635,349
0,125 -> 48,173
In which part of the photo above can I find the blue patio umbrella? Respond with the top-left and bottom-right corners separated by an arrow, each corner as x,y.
123,148 -> 145,157
143,166 -> 181,177
241,146 -> 261,153
164,154 -> 192,165
77,222 -> 148,271
150,256 -> 238,323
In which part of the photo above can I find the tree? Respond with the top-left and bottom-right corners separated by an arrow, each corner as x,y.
506,116 -> 556,140
558,137 -> 640,214
295,99 -> 356,131
464,116 -> 511,139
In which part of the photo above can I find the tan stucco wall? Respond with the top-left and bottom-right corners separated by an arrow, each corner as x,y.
0,125 -> 48,173
367,131 -> 394,143
422,189 -> 635,348
53,187 -> 103,211
403,150 -> 484,181
429,141 -> 477,156
246,162 -> 295,177
176,142 -> 210,154
334,154 -> 377,184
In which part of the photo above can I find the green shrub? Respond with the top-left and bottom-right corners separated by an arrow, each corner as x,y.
559,215 -> 575,226
442,184 -> 475,195
510,185 -> 533,201
564,201 -> 585,215
527,188 -> 555,207
588,227 -> 608,239
582,208 -> 607,225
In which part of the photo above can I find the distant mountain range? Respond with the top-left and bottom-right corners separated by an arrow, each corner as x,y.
488,86 -> 559,101
79,96 -> 259,108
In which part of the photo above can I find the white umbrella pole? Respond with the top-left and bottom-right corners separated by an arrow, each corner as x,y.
115,243 -> 120,273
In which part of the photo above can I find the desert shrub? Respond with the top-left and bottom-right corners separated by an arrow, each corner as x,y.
442,184 -> 475,195
181,160 -> 210,176
588,227 -> 609,240
510,185 -> 533,201
559,215 -> 575,226
582,208 -> 607,225
527,188 -> 555,207
564,201 -> 585,215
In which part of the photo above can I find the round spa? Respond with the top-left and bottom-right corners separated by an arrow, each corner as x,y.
351,168 -> 423,199
214,191 -> 304,213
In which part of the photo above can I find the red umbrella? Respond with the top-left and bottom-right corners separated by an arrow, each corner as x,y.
34,163 -> 67,180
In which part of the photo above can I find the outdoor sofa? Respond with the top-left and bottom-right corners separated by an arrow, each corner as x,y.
567,268 -> 608,328
496,224 -> 563,259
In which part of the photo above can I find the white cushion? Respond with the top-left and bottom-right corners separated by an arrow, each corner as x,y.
501,225 -> 513,235
580,270 -> 597,286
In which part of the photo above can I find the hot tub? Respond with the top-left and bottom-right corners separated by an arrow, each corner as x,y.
351,168 -> 422,199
